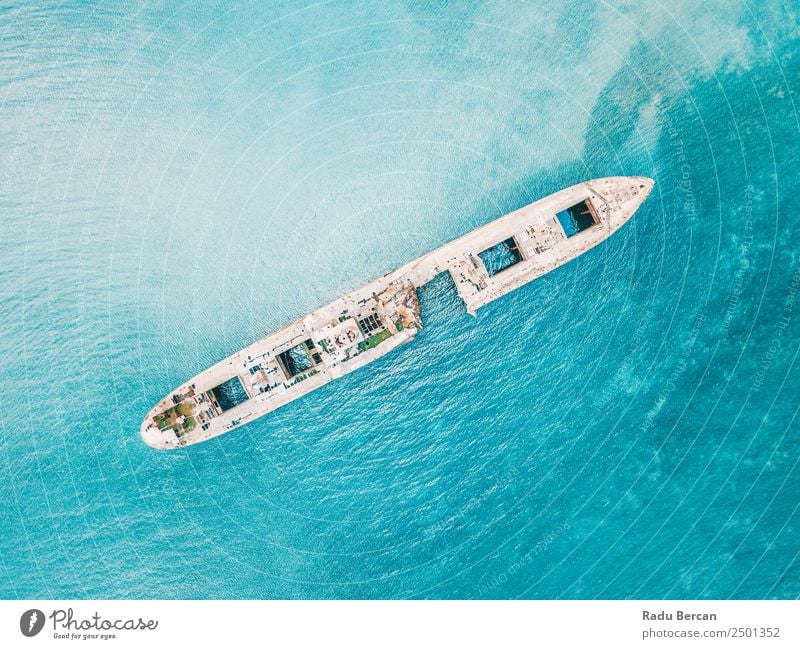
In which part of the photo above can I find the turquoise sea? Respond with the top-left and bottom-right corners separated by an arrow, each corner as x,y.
1,1 -> 798,599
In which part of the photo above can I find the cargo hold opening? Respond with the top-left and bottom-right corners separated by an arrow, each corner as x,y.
556,199 -> 597,237
478,237 -> 523,277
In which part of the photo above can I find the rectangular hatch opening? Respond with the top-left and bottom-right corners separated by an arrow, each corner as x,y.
556,199 -> 597,237
478,237 -> 523,277
276,340 -> 317,378
210,375 -> 250,412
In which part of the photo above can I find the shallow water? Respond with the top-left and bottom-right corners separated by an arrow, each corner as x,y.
1,1 -> 798,598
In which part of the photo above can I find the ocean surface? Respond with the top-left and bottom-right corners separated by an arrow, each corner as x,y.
1,1 -> 798,599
